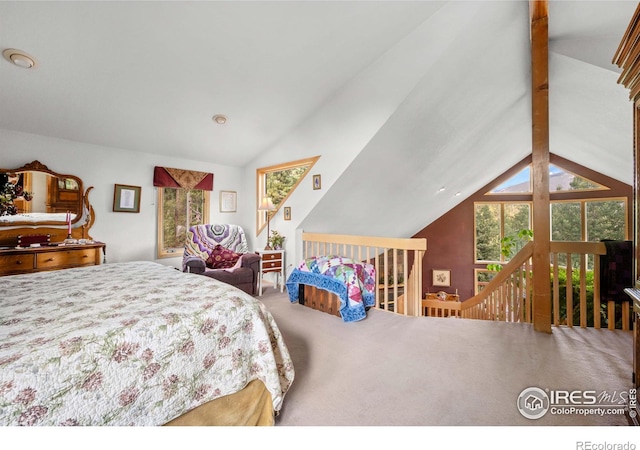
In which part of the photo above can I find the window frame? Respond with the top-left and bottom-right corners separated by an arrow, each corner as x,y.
474,201 -> 532,264
156,187 -> 210,259
474,197 -> 629,264
487,163 -> 608,195
255,156 -> 319,236
551,197 -> 629,242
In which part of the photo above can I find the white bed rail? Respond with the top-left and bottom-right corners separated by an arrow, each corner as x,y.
301,232 -> 427,316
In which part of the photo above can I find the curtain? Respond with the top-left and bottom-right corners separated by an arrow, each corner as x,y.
153,166 -> 213,191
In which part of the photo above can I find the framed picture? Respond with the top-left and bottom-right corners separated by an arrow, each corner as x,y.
219,190 -> 237,212
284,206 -> 291,221
432,269 -> 451,287
113,184 -> 141,213
313,174 -> 321,190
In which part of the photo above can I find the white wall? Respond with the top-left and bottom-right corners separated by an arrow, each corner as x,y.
0,129 -> 248,268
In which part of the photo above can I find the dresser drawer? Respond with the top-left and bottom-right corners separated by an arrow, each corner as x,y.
0,254 -> 36,273
36,249 -> 97,270
261,252 -> 282,261
262,260 -> 282,271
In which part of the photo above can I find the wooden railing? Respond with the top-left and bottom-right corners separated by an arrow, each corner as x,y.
300,234 -> 631,328
450,241 -> 632,330
550,241 -> 631,330
301,232 -> 427,316
461,241 -> 534,322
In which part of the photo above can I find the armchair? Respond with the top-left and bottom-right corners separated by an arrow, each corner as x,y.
182,224 -> 261,295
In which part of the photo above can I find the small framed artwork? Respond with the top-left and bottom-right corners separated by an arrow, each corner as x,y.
220,190 -> 237,213
113,184 -> 141,213
312,174 -> 321,190
432,269 -> 451,287
284,206 -> 291,221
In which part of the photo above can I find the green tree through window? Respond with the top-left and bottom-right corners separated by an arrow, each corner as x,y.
266,166 -> 308,208
475,203 -> 501,261
157,188 -> 209,258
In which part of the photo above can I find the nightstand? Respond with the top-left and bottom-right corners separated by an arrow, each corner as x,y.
255,249 -> 285,296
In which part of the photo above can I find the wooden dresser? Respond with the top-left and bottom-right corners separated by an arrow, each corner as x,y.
0,242 -> 105,276
0,160 -> 105,277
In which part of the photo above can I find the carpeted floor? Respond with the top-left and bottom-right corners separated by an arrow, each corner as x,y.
256,284 -> 634,427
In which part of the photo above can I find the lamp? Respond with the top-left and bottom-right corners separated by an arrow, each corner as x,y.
258,196 -> 276,250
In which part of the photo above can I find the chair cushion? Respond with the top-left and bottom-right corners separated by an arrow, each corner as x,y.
206,244 -> 242,269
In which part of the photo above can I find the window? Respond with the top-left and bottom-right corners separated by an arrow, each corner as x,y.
157,188 -> 209,258
551,198 -> 627,242
474,268 -> 498,295
490,166 -> 531,194
586,199 -> 626,241
551,202 -> 582,241
489,164 -> 606,194
474,202 -> 531,263
474,160 -> 628,292
256,156 -> 319,235
474,203 -> 501,262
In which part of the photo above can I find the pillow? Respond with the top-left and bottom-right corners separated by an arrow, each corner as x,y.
206,244 -> 242,269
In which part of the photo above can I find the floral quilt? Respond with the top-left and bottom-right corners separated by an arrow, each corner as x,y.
286,255 -> 376,322
0,261 -> 294,426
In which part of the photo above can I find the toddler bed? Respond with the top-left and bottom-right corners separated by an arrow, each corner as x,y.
286,255 -> 376,322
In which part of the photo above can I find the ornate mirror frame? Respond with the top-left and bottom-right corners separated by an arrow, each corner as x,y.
0,160 -> 95,246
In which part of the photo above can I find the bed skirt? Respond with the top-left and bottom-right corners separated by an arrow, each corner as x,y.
164,379 -> 274,426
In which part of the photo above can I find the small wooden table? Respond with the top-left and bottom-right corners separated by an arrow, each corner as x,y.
255,249 -> 285,296
422,291 -> 461,317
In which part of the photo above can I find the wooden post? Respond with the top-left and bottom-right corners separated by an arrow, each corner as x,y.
530,0 -> 552,333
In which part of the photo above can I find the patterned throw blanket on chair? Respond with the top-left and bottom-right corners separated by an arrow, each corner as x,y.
286,255 -> 376,322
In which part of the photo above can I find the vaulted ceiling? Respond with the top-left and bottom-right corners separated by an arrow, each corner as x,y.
300,0 -> 637,237
0,1 -> 446,166
1,1 -> 637,238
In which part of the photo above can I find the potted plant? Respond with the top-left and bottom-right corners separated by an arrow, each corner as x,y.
269,230 -> 285,249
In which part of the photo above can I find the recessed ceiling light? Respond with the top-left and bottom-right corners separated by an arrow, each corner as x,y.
3,48 -> 37,69
212,114 -> 227,125
438,186 -> 446,192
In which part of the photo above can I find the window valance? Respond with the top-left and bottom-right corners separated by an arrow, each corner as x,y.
153,166 -> 214,191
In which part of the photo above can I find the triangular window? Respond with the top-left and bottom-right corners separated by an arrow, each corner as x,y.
490,167 -> 531,194
488,164 -> 607,194
256,156 -> 320,235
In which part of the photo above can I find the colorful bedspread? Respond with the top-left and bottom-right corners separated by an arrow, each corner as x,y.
0,261 -> 294,426
286,255 -> 376,322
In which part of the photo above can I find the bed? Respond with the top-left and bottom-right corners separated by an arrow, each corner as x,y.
285,255 -> 376,322
0,261 -> 294,426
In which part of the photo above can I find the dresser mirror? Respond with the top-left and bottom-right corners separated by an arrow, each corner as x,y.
0,160 -> 85,226
0,161 -> 95,245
